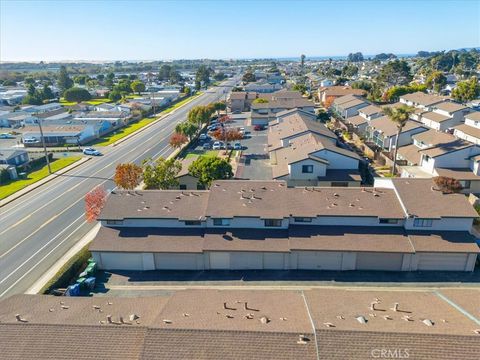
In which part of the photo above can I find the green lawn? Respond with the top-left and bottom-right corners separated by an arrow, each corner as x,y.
89,117 -> 156,146
184,150 -> 219,159
162,92 -> 203,114
60,98 -> 111,106
0,157 -> 82,200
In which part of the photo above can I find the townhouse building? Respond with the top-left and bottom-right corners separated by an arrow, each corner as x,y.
90,178 -> 479,272
317,86 -> 366,105
250,95 -> 315,125
267,109 -> 361,186
454,111 -> 480,145
331,94 -> 369,119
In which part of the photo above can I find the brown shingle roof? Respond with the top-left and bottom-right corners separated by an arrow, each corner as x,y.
289,226 -> 414,253
397,143 -> 422,165
203,228 -> 290,252
368,117 -> 425,137
98,190 -> 209,221
346,115 -> 368,127
251,98 -> 313,110
422,111 -> 452,123
89,226 -> 205,253
435,167 -> 480,181
400,92 -> 448,107
454,123 -> 480,140
413,128 -> 458,146
392,178 -> 478,218
319,86 -> 366,97
433,101 -> 468,113
358,104 -> 383,116
408,231 -> 480,253
465,111 -> 480,122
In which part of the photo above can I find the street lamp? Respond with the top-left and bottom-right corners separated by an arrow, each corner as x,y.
37,118 -> 51,174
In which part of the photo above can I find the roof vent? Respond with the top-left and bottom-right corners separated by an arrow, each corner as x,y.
15,314 -> 28,323
129,314 -> 139,321
225,314 -> 234,319
260,316 -> 270,324
402,315 -> 413,322
297,334 -> 310,344
280,317 -> 287,321
473,329 -> 480,334
245,314 -> 254,319
422,319 -> 434,327
61,305 -> 70,310
93,305 -> 101,310
223,302 -> 237,311
383,315 -> 392,320
356,315 -> 367,324
333,193 -> 339,197
244,302 -> 259,312
323,322 -> 335,328
163,319 -> 173,324
370,301 -> 380,311
106,315 -> 113,324
391,303 -> 399,312
336,315 -> 345,320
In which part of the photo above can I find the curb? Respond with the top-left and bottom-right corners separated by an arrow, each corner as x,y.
0,157 -> 91,208
26,223 -> 101,295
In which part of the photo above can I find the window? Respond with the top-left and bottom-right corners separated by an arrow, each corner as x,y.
106,220 -> 123,225
379,218 -> 399,224
302,165 -> 313,173
184,220 -> 201,226
460,180 -> 471,189
179,184 -> 187,190
413,218 -> 433,227
213,218 -> 230,226
197,184 -> 206,190
331,182 -> 348,187
264,219 -> 283,227
294,217 -> 313,223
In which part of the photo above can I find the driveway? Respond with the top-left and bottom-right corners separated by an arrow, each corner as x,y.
229,113 -> 272,180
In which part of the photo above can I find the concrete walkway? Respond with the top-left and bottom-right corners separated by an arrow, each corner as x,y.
26,223 -> 100,294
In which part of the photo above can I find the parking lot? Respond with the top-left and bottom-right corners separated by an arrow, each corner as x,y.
189,112 -> 272,179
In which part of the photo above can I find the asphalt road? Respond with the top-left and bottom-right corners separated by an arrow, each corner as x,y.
0,79 -> 237,298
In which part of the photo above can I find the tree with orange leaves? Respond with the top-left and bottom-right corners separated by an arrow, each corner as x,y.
211,128 -> 243,142
169,132 -> 188,148
324,96 -> 334,109
85,185 -> 107,222
114,163 -> 143,190
218,115 -> 232,124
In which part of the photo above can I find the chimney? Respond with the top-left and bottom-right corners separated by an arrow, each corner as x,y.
391,303 -> 399,312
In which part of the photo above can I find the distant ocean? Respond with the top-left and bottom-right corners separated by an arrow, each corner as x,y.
240,54 -> 416,61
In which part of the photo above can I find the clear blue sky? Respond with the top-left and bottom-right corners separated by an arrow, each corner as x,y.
1,0 -> 479,61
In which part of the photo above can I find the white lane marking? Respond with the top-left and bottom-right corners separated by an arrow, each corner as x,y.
0,145 -> 173,256
0,216 -> 88,297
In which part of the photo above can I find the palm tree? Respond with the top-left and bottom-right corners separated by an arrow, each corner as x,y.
382,105 -> 415,176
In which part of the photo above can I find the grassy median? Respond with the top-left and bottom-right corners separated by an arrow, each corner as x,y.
0,156 -> 82,200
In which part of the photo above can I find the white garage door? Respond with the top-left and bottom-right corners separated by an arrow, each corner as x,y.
263,253 -> 285,269
100,252 -> 143,270
417,253 -> 468,271
209,252 -> 230,269
297,251 -> 342,270
154,253 -> 199,270
231,252 -> 263,270
356,252 -> 403,271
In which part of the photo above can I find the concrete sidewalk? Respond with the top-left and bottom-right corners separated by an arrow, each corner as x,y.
0,156 -> 90,208
26,223 -> 100,294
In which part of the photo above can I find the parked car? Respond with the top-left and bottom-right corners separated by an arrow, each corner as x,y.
199,133 -> 208,141
207,124 -> 220,132
253,125 -> 265,131
202,142 -> 211,150
23,137 -> 39,144
0,133 -> 15,139
83,147 -> 102,156
226,143 -> 233,150
233,142 -> 242,150
212,141 -> 224,150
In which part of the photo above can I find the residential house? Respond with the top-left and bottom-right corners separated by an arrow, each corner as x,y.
0,111 -> 37,128
250,95 -> 315,126
22,124 -> 95,146
228,92 -> 258,113
398,129 -> 480,193
418,102 -> 470,131
365,117 -> 427,151
0,89 -> 27,105
331,94 -> 369,119
23,102 -> 62,114
244,81 -> 282,93
454,111 -> 480,145
399,92 -> 448,110
173,157 -> 204,190
345,104 -> 384,135
268,109 -> 361,186
317,86 -> 366,105
2,288 -> 479,359
89,178 -> 479,272
0,148 -> 29,166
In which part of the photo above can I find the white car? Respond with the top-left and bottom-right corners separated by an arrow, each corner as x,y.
212,141 -> 224,150
83,147 -> 102,156
199,133 -> 208,141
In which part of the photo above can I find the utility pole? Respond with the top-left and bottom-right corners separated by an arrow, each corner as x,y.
37,119 -> 51,174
